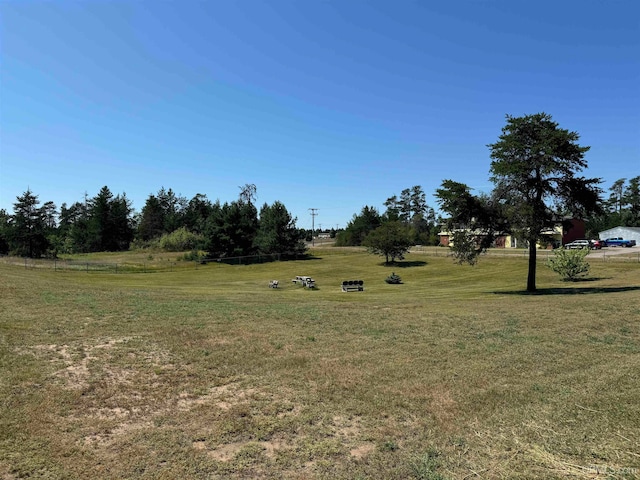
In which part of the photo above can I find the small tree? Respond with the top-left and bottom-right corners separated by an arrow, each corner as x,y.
449,230 -> 483,265
385,272 -> 402,284
546,247 -> 590,281
363,221 -> 412,264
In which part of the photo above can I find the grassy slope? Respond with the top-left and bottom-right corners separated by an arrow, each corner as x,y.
1,248 -> 639,479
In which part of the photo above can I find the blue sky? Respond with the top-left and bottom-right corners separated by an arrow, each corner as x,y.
1,0 -> 638,230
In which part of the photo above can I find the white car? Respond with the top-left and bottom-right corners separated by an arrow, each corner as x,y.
564,240 -> 591,249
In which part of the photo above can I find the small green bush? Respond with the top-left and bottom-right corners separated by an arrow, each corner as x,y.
546,247 -> 590,281
181,250 -> 205,262
385,272 -> 402,284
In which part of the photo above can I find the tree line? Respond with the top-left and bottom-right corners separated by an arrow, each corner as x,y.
2,113 -> 637,283
0,184 -> 306,259
335,174 -> 638,270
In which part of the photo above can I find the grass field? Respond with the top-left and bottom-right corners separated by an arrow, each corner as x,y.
1,248 -> 639,479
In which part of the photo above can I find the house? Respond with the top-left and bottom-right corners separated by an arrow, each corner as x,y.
438,228 -> 491,247
598,226 -> 640,244
439,219 -> 586,249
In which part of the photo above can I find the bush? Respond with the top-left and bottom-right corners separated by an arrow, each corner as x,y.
181,250 -> 205,262
385,272 -> 402,284
159,227 -> 204,252
546,247 -> 590,281
130,238 -> 160,250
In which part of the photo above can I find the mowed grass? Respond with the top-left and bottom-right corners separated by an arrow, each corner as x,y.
1,248 -> 639,479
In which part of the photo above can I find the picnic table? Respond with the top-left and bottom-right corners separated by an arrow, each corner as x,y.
292,276 -> 316,288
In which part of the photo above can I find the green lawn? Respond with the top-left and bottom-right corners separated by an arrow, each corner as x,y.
1,248 -> 639,479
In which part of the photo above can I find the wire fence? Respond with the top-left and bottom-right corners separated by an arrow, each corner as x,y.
409,246 -> 640,263
0,252 -> 311,273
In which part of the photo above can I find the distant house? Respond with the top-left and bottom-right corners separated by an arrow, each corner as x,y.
598,226 -> 640,244
439,219 -> 586,249
438,228 -> 491,247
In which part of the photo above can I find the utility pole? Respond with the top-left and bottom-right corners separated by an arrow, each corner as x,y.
309,208 -> 318,246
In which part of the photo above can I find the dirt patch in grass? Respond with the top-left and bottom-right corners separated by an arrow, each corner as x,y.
177,384 -> 261,411
349,443 -> 376,459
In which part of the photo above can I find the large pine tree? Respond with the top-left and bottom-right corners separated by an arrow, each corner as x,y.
488,113 -> 602,292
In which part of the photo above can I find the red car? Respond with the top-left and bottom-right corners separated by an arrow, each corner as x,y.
590,239 -> 603,249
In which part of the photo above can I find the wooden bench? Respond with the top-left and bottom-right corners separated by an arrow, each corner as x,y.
341,280 -> 364,292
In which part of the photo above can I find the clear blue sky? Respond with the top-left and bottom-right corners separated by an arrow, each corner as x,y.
1,0 -> 638,230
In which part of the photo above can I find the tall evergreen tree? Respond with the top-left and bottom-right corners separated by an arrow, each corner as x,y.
383,195 -> 401,221
335,206 -> 382,246
623,176 -> 640,226
0,209 -> 10,254
608,178 -> 626,215
205,200 -> 258,258
9,189 -> 49,257
87,186 -> 114,251
110,194 -> 134,250
64,201 -> 91,253
255,201 -> 306,255
183,193 -> 212,235
384,186 -> 435,244
488,113 -> 602,292
138,195 -> 165,241
157,187 -> 187,234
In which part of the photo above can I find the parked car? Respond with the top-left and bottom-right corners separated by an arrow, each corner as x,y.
590,239 -> 603,249
564,240 -> 591,249
603,237 -> 637,248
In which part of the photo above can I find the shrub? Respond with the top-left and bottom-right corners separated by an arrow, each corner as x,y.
181,250 -> 205,262
546,247 -> 590,281
159,227 -> 204,252
385,272 -> 402,284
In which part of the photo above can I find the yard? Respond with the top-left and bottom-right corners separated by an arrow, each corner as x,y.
1,248 -> 639,479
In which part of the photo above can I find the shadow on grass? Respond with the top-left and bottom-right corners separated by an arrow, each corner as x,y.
296,255 -> 323,261
493,285 -> 640,295
381,261 -> 427,268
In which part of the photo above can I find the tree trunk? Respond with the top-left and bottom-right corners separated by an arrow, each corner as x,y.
527,237 -> 537,292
